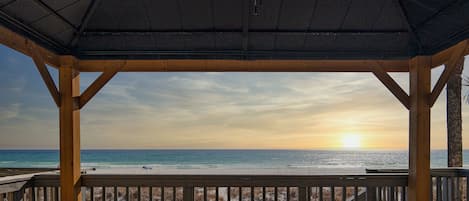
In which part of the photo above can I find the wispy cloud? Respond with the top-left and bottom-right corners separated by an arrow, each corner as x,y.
1,46 -> 468,149
0,103 -> 20,120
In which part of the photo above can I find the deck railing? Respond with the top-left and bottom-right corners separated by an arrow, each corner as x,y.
1,168 -> 468,201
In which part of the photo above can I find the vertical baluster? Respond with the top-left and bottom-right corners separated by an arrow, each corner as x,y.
102,187 -> 105,201
126,187 -> 129,201
430,177 -> 438,201
1,193 -> 4,201
262,187 -> 265,201
366,186 -> 376,201
354,186 -> 358,201
138,187 -> 141,201
377,187 -> 381,201
90,187 -> 94,201
331,187 -> 334,201
7,192 -> 13,201
449,177 -> 453,201
319,187 -> 323,201
228,187 -> 231,201
32,187 -> 36,201
298,187 -> 306,201
44,187 -> 48,201
449,177 -> 459,201
436,177 -> 441,201
150,187 -> 153,201
161,187 -> 164,201
114,187 -> 117,201
182,187 -> 193,201
203,187 -> 207,201
173,187 -> 176,201
382,187 -> 385,201
443,177 -> 449,201
274,187 -> 278,201
286,188 -> 289,201
467,177 -> 469,201
391,187 -> 395,201
54,187 -> 58,201
239,187 -> 241,201
341,187 -> 345,201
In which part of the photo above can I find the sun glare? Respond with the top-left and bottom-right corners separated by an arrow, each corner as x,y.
341,134 -> 361,149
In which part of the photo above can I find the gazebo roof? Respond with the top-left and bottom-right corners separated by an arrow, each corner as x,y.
0,0 -> 468,60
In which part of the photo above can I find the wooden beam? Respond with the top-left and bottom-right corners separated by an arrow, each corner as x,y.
430,40 -> 468,106
408,56 -> 431,201
29,42 -> 61,107
77,59 -> 410,72
59,61 -> 81,201
79,67 -> 119,109
371,64 -> 410,109
0,25 -> 60,68
431,39 -> 469,68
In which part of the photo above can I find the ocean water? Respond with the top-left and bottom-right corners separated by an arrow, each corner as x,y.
0,149 -> 468,169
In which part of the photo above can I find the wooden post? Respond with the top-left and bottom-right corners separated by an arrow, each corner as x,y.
408,56 -> 431,201
59,57 -> 81,201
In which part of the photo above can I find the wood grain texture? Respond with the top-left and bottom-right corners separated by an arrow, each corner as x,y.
372,65 -> 410,109
59,64 -> 81,201
408,56 -> 431,201
0,26 -> 60,68
79,68 -> 119,109
430,40 -> 468,106
29,43 -> 60,107
77,59 -> 409,72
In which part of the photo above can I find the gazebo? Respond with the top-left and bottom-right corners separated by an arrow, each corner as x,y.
0,0 -> 469,201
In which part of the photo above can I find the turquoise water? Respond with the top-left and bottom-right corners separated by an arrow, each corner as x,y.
0,150 -> 467,169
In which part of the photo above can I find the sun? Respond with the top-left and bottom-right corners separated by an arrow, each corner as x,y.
341,134 -> 361,149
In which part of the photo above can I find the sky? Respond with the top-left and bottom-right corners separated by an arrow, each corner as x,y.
0,44 -> 468,150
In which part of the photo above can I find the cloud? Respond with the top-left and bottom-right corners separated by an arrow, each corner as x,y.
0,103 -> 20,120
1,52 -> 469,149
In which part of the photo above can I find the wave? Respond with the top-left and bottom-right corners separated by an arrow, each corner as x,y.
80,163 -> 220,169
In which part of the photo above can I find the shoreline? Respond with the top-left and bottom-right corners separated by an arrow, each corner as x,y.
84,167 -> 368,175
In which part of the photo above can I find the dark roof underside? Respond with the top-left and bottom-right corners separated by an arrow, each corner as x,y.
0,0 -> 468,60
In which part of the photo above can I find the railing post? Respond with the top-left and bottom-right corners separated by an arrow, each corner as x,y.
7,192 -> 13,201
183,186 -> 194,201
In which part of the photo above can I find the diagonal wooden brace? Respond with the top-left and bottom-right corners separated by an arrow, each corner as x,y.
430,40 -> 468,107
78,67 -> 120,109
29,42 -> 61,107
372,63 -> 410,110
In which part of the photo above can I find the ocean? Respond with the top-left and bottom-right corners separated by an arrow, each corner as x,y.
0,149 -> 467,170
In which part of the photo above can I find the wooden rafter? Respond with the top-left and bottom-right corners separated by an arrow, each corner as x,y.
371,64 -> 410,109
78,67 -> 120,109
29,42 -> 61,107
429,40 -> 468,107
431,39 -> 469,68
0,26 -> 60,68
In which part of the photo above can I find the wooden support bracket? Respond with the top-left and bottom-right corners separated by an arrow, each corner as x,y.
78,66 -> 121,109
372,63 -> 410,110
29,42 -> 61,107
430,40 -> 468,107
